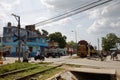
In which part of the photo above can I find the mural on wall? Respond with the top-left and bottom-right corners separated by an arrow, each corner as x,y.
3,25 -> 48,57
3,27 -> 27,43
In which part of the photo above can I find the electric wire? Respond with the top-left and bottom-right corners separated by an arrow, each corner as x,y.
0,0 -> 117,28
34,0 -> 113,27
34,0 -> 102,26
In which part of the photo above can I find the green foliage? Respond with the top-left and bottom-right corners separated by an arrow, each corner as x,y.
38,68 -> 64,80
41,29 -> 49,36
102,33 -> 120,51
36,29 -> 41,38
49,32 -> 67,48
67,41 -> 76,48
36,29 -> 49,39
0,64 -> 56,80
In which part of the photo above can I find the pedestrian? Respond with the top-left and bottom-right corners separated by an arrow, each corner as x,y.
27,49 -> 31,60
23,49 -> 30,62
97,52 -> 103,61
102,51 -> 107,61
111,51 -> 118,61
69,48 -> 73,57
3,51 -> 7,60
34,50 -> 40,60
34,50 -> 45,61
37,50 -> 40,56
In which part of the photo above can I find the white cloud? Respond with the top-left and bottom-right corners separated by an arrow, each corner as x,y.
110,21 -> 120,28
88,9 -> 101,19
41,0 -> 92,11
0,0 -> 20,11
42,17 -> 72,26
76,24 -> 83,29
36,17 -> 48,22
0,2 -> 12,11
0,0 -> 21,21
41,0 -> 54,8
87,1 -> 120,36
36,17 -> 73,34
56,17 -> 72,25
0,13 -> 6,18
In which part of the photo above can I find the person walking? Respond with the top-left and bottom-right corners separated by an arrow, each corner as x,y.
34,50 -> 40,60
3,51 -> 7,60
23,49 -> 30,62
111,51 -> 118,61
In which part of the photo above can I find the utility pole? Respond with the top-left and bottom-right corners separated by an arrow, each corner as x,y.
97,38 -> 100,53
75,30 -> 78,54
12,14 -> 21,62
72,30 -> 77,54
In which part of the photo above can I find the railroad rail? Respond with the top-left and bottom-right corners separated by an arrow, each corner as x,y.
0,65 -> 41,77
15,64 -> 63,80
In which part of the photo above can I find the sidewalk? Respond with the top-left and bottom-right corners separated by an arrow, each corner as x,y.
1,57 -> 20,65
1,57 -> 38,65
0,55 -> 71,65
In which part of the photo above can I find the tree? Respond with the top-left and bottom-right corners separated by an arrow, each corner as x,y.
41,29 -> 49,40
36,29 -> 41,38
49,32 -> 67,48
102,33 -> 120,51
41,29 -> 48,37
36,29 -> 49,40
67,41 -> 76,48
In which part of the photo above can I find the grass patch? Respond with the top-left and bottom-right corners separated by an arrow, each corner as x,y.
0,66 -> 53,80
0,62 -> 49,74
0,62 -> 63,80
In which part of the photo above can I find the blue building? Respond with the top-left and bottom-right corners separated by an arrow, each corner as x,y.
3,22 -> 48,57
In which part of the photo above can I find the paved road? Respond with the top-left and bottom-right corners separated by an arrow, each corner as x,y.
1,54 -> 120,69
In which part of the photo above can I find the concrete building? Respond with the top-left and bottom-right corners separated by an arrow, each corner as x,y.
2,22 -> 48,57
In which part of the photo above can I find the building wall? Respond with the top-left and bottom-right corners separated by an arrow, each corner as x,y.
3,26 -> 48,57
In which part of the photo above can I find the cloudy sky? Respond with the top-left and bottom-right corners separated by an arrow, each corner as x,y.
0,0 -> 120,49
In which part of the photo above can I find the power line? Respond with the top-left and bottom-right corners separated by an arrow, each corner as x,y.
8,0 -> 91,15
73,0 -> 120,22
20,0 -> 119,28
38,0 -> 120,26
34,0 -> 102,26
38,0 -> 97,20
38,0 -> 112,26
34,0 -> 113,27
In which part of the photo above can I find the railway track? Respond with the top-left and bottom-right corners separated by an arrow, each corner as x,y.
0,64 -> 63,80
0,65 -> 41,77
15,64 -> 63,80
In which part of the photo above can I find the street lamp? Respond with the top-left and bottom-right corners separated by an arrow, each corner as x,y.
11,13 -> 21,62
97,38 -> 100,53
71,30 -> 77,54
